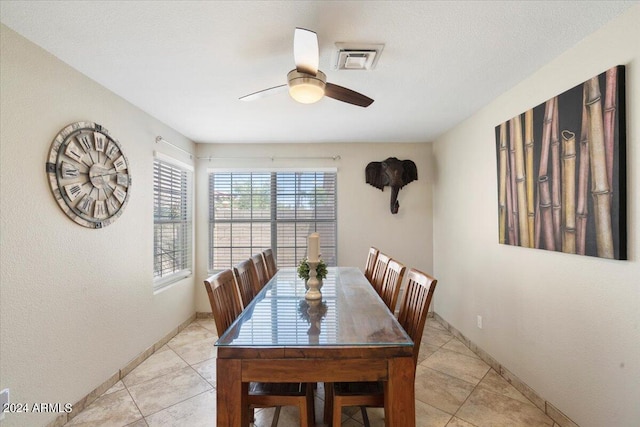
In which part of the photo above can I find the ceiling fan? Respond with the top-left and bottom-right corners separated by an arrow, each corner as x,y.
239,28 -> 374,108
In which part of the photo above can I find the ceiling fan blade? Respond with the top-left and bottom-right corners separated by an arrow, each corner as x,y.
294,27 -> 319,75
325,83 -> 374,107
239,84 -> 288,102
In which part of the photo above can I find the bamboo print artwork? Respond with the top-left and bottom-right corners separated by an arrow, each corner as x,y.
551,99 -> 562,250
562,130 -> 577,254
512,115 -> 530,248
538,98 -> 555,251
524,110 -> 535,247
495,66 -> 626,260
576,85 -> 590,255
498,122 -> 508,244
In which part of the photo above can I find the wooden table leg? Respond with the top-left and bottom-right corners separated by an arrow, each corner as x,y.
217,358 -> 247,426
384,356 -> 415,427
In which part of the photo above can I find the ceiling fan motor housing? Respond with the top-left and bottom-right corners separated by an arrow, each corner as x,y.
287,69 -> 326,104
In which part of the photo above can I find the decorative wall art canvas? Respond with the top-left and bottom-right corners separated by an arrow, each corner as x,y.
495,65 -> 626,260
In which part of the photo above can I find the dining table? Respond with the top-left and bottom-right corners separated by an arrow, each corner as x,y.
215,266 -> 416,426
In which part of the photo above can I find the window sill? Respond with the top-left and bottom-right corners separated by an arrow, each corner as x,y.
153,270 -> 192,294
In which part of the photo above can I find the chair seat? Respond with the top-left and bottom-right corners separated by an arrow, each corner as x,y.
333,381 -> 383,396
249,381 -> 308,396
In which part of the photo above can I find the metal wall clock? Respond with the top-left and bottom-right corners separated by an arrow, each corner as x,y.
46,121 -> 131,228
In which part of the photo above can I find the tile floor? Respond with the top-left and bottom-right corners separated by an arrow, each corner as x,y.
65,318 -> 557,427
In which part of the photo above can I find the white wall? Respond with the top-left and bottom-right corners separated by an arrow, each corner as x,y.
0,25 -> 196,427
432,6 -> 640,427
194,142 -> 433,312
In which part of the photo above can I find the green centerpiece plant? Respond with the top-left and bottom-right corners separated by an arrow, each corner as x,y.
297,257 -> 328,281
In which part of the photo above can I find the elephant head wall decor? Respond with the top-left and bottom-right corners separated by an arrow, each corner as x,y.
365,157 -> 418,214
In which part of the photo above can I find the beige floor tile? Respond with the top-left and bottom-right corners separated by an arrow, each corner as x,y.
104,380 -> 126,396
127,366 -> 213,416
348,401 -> 452,427
442,339 -> 479,359
422,325 -> 455,347
253,405 -> 315,427
338,417 -> 363,427
414,366 -> 476,414
145,389 -> 216,427
167,323 -> 217,348
351,406 -> 384,426
426,318 -> 448,331
195,318 -> 219,334
415,400 -> 454,427
66,389 -> 142,426
417,341 -> 442,364
476,369 -> 534,406
331,405 -> 362,426
126,419 -> 149,427
122,348 -> 189,388
422,348 -> 490,385
192,357 -> 217,386
445,417 -> 477,427
456,388 -> 554,427
169,338 -> 217,365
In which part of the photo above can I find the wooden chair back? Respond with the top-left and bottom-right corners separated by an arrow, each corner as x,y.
379,259 -> 406,313
251,253 -> 269,290
397,268 -> 438,366
364,247 -> 379,282
370,252 -> 391,295
262,248 -> 278,279
203,269 -> 243,336
233,258 -> 261,307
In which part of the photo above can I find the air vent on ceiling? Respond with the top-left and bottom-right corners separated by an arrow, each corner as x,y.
333,42 -> 384,71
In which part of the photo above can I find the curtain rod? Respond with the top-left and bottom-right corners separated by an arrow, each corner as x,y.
197,155 -> 341,161
155,136 -> 193,159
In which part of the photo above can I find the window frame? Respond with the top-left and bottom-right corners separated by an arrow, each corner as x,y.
153,153 -> 194,290
208,168 -> 338,273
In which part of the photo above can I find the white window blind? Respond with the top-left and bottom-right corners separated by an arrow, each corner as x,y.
209,171 -> 337,271
154,159 -> 193,287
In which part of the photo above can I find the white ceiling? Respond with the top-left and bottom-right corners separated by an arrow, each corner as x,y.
1,1 -> 636,144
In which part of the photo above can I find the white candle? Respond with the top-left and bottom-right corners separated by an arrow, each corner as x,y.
308,233 -> 320,262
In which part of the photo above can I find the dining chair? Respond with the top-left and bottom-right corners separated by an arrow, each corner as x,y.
203,269 -> 243,336
369,252 -> 391,295
204,270 -> 315,427
233,258 -> 261,308
379,259 -> 406,313
262,248 -> 278,279
251,253 -> 269,290
364,247 -> 379,282
324,268 -> 438,427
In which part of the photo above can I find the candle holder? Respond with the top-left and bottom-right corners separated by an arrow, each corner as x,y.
305,260 -> 322,300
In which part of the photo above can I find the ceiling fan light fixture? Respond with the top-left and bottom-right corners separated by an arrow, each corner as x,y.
287,69 -> 326,104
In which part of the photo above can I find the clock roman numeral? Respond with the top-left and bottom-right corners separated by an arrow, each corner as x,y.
94,132 -> 106,152
64,141 -> 84,163
94,200 -> 107,218
105,141 -> 120,159
113,186 -> 127,203
106,196 -> 120,215
113,155 -> 127,172
76,133 -> 93,152
77,195 -> 94,214
61,162 -> 80,178
64,183 -> 85,202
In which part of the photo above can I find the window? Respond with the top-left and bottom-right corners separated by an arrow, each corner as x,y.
153,158 -> 193,288
209,171 -> 337,271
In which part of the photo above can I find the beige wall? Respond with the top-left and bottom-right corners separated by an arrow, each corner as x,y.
432,6 -> 640,427
194,142 -> 434,312
0,25 -> 196,427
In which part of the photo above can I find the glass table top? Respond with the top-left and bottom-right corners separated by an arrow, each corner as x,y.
216,267 -> 413,348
